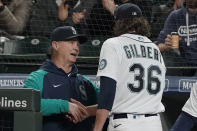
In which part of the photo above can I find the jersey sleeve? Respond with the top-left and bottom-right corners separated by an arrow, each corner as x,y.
24,70 -> 69,116
182,86 -> 197,117
97,39 -> 120,81
98,76 -> 116,111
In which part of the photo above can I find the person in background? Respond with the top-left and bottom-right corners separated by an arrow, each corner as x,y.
24,26 -> 99,131
0,0 -> 32,35
87,0 -> 153,37
93,3 -> 166,131
156,0 -> 197,76
151,0 -> 184,40
58,0 -> 87,28
102,0 -> 153,22
87,0 -> 114,36
170,86 -> 197,131
28,0 -> 88,38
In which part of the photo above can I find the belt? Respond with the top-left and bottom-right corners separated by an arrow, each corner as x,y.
113,113 -> 157,119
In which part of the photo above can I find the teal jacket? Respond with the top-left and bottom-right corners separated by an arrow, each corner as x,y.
24,60 -> 99,131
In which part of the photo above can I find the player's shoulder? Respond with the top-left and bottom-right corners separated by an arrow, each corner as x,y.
103,35 -> 136,46
100,37 -> 120,50
103,37 -> 118,45
120,34 -> 151,42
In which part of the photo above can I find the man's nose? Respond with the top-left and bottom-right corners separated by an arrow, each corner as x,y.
73,41 -> 79,51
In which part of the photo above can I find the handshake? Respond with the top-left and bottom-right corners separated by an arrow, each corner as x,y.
66,98 -> 97,124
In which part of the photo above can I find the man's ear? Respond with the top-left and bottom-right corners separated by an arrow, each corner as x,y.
52,41 -> 58,50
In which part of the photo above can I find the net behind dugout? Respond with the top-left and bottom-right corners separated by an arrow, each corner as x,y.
0,0 -> 196,76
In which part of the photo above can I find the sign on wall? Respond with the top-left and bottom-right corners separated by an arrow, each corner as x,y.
0,74 -> 196,92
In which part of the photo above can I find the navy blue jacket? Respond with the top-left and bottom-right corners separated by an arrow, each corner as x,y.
156,4 -> 197,64
24,60 -> 99,131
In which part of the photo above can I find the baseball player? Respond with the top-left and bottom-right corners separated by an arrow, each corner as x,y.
93,3 -> 166,131
170,85 -> 197,131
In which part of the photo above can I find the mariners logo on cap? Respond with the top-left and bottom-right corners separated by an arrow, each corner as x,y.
132,12 -> 137,16
71,27 -> 77,34
98,59 -> 107,70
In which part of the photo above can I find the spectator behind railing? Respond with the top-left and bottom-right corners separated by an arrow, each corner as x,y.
151,0 -> 184,41
102,0 -> 153,22
156,0 -> 197,76
0,0 -> 32,35
87,0 -> 153,37
86,0 -> 114,36
27,0 -> 93,39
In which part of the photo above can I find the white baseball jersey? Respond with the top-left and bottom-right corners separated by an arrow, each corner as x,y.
97,34 -> 166,114
182,86 -> 197,117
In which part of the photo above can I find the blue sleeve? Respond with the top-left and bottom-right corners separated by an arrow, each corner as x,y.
156,11 -> 178,44
98,76 -> 116,111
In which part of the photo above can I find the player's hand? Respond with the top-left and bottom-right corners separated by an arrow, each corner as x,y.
67,102 -> 87,123
72,9 -> 86,24
70,98 -> 90,118
58,0 -> 69,21
67,98 -> 88,123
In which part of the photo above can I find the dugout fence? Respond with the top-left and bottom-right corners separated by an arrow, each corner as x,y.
0,0 -> 196,76
0,74 -> 197,131
0,88 -> 42,131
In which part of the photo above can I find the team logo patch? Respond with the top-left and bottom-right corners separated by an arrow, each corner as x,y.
138,37 -> 144,41
98,59 -> 107,70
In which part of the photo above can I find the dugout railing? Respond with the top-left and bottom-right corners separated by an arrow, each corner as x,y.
0,74 -> 197,131
0,88 -> 42,131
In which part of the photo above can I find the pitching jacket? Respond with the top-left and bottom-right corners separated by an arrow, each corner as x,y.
24,60 -> 99,131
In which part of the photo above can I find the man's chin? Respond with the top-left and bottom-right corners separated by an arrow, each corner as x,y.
70,59 -> 77,64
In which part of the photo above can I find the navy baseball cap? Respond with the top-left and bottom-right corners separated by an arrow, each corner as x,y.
114,3 -> 142,20
51,26 -> 87,44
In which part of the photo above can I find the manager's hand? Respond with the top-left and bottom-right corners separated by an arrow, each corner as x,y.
67,99 -> 88,124
66,98 -> 89,123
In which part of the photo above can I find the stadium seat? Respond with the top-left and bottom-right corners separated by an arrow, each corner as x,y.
3,36 -> 51,54
79,36 -> 107,57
